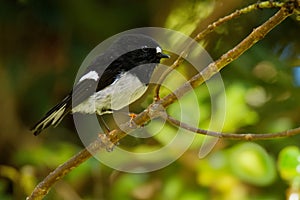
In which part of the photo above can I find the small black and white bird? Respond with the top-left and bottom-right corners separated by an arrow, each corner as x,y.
31,34 -> 169,135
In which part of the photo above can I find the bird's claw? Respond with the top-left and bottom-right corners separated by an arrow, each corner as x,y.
128,113 -> 138,128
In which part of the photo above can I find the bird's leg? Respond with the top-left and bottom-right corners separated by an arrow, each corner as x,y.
99,115 -> 111,134
128,112 -> 144,128
97,115 -> 120,152
113,110 -> 142,128
153,95 -> 160,102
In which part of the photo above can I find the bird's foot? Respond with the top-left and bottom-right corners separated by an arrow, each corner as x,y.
128,113 -> 140,128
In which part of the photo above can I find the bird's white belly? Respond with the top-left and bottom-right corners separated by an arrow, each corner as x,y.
72,72 -> 147,115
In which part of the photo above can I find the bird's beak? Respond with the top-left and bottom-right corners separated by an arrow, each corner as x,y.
158,52 -> 170,59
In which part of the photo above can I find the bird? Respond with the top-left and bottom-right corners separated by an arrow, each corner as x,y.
31,34 -> 170,136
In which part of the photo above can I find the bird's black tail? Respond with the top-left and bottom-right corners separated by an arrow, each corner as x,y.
31,96 -> 71,135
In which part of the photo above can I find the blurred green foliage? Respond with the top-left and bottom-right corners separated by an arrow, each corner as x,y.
1,0 -> 300,199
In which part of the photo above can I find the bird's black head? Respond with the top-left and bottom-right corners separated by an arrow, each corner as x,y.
108,34 -> 169,82
129,45 -> 170,65
110,34 -> 169,66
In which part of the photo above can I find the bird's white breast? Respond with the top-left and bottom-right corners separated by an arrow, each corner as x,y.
72,72 -> 147,115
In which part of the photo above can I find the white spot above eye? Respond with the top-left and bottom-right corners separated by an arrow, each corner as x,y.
79,70 -> 99,82
156,46 -> 162,53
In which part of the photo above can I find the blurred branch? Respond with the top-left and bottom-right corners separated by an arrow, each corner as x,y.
27,1 -> 298,199
154,0 -> 284,99
165,115 -> 300,140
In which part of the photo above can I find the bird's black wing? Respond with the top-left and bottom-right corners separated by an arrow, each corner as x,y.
70,55 -> 125,108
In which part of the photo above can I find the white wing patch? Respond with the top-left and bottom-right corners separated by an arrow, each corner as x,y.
79,70 -> 99,83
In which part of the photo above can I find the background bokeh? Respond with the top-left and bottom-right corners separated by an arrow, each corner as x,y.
1,0 -> 300,199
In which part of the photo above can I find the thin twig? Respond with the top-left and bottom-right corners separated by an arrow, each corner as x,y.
165,115 -> 300,140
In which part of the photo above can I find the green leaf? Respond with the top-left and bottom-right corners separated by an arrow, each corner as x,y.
278,146 -> 300,182
228,142 -> 276,186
